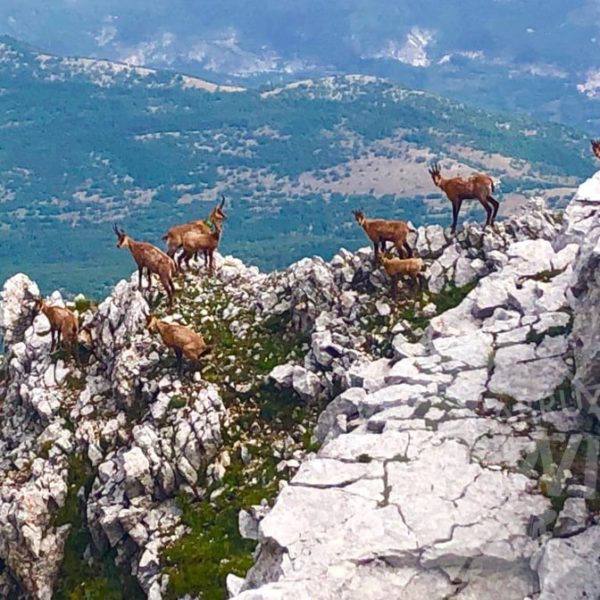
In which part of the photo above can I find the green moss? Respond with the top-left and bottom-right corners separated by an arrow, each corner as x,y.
169,394 -> 187,410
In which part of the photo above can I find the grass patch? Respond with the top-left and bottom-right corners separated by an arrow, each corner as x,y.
169,394 -> 187,410
161,276 -> 326,600
432,280 -> 478,314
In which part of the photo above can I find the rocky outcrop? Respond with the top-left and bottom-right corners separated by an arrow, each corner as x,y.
0,276 -> 228,599
0,185 -> 598,600
229,190 -> 600,599
565,170 -> 600,423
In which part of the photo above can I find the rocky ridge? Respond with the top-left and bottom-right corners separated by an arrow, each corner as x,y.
0,177 -> 598,599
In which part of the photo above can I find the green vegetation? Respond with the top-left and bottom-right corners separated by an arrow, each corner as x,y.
53,454 -> 145,600
432,281 -> 478,314
157,276 -> 324,599
0,38 -> 592,294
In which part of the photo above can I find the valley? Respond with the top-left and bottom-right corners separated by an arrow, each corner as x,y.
0,38 -> 594,295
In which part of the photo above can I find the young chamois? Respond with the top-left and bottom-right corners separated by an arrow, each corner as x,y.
428,163 -> 499,234
377,252 -> 424,300
146,314 -> 210,374
113,225 -> 177,306
32,298 -> 79,359
179,220 -> 223,274
162,196 -> 227,258
353,210 -> 413,264
591,140 -> 600,160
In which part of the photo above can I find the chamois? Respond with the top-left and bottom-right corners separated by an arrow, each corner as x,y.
377,252 -> 424,300
352,210 -> 413,263
162,196 -> 227,258
428,163 -> 499,233
591,140 -> 600,160
33,298 -> 79,358
179,220 -> 223,274
146,315 -> 209,374
113,225 -> 177,306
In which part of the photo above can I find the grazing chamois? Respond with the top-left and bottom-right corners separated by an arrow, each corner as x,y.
353,210 -> 413,263
428,163 -> 499,233
33,298 -> 79,358
162,196 -> 227,258
377,253 -> 424,300
146,315 -> 210,374
591,140 -> 600,160
113,225 -> 177,306
179,220 -> 223,274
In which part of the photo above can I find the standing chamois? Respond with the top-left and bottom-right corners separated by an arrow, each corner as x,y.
113,225 -> 177,306
162,196 -> 227,258
377,253 -> 425,300
179,220 -> 223,274
32,298 -> 79,359
353,210 -> 413,263
146,314 -> 210,374
591,140 -> 600,160
428,163 -> 499,233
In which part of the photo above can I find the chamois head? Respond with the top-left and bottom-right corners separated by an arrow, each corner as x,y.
352,210 -> 365,226
428,163 -> 443,188
208,195 -> 227,226
592,140 -> 600,160
31,298 -> 45,318
146,313 -> 160,333
113,224 -> 129,248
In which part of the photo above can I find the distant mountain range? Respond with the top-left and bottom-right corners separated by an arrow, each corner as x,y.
0,37 -> 594,295
2,1 -> 600,127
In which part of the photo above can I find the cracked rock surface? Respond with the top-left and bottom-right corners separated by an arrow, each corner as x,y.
232,182 -> 600,599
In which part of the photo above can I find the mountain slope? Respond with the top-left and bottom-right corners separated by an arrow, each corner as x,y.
0,38 -> 595,295
2,2 -> 600,127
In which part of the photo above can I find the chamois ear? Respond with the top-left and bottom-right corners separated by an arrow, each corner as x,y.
219,195 -> 226,209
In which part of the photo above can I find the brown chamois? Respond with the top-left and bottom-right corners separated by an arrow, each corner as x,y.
162,196 -> 227,258
33,298 -> 79,358
146,314 -> 209,374
377,252 -> 424,300
428,162 -> 499,234
179,220 -> 223,274
591,140 -> 600,160
113,225 -> 177,306
352,210 -> 413,263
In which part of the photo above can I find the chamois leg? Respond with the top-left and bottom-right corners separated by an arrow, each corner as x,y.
482,201 -> 493,229
138,267 -> 144,290
488,196 -> 500,226
50,328 -> 56,352
160,274 -> 174,308
390,275 -> 399,301
372,242 -> 379,264
147,269 -> 152,290
451,201 -> 460,234
56,330 -> 62,352
403,242 -> 413,258
174,348 -> 183,376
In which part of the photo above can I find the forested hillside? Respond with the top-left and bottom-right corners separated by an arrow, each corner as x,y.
0,37 -> 594,294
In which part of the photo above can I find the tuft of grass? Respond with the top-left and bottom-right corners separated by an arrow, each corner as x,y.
169,394 -> 187,410
432,280 -> 478,314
